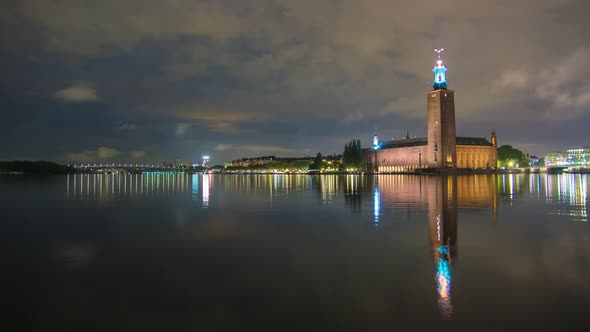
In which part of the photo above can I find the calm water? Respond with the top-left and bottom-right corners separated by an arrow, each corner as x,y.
2,173 -> 590,331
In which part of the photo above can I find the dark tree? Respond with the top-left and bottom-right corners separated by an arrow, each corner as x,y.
0,161 -> 75,174
343,139 -> 363,170
312,153 -> 324,170
497,145 -> 529,167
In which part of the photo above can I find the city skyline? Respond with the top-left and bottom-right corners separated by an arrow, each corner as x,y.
1,1 -> 589,164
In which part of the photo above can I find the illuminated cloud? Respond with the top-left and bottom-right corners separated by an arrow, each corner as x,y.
66,146 -> 120,162
494,70 -> 528,89
96,147 -> 119,159
214,144 -> 233,151
2,0 -> 588,160
241,145 -> 297,154
129,150 -> 146,159
341,112 -> 364,124
176,109 -> 260,134
537,48 -> 590,119
179,110 -> 264,122
208,122 -> 242,134
54,83 -> 99,102
375,97 -> 424,121
175,123 -> 191,136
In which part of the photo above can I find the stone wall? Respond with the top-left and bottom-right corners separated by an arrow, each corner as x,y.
363,143 -> 497,171
364,145 -> 429,172
456,145 -> 497,169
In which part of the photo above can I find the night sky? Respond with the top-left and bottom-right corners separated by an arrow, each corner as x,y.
1,0 -> 588,164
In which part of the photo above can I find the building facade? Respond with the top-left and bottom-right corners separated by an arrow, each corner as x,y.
364,50 -> 497,172
545,147 -> 590,167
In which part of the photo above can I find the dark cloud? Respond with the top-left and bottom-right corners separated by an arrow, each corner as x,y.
1,0 -> 588,163
114,121 -> 137,132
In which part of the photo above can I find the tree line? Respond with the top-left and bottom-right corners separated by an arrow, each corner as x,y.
342,139 -> 363,170
497,145 -> 530,168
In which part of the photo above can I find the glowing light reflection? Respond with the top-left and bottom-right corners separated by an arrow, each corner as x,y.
202,174 -> 210,207
436,246 -> 453,320
373,185 -> 381,224
191,174 -> 199,201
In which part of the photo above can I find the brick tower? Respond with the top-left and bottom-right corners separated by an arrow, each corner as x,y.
427,49 -> 456,168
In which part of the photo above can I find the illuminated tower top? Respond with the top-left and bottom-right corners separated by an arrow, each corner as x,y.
491,129 -> 497,147
372,132 -> 382,150
433,48 -> 448,90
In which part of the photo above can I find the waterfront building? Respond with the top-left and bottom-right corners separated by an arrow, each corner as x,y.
202,156 -> 210,167
363,50 -> 497,172
226,155 -> 284,168
162,160 -> 192,168
226,155 -> 342,168
545,147 -> 590,167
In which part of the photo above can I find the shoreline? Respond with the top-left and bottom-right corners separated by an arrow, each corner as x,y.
3,168 -> 590,176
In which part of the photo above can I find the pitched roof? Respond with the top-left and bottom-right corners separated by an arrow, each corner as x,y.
381,137 -> 427,149
372,136 -> 493,150
456,136 -> 493,146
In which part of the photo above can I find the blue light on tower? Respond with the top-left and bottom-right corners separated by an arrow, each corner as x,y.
372,133 -> 382,150
433,48 -> 448,90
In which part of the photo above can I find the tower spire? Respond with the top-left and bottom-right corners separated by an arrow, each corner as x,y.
433,48 -> 448,90
372,128 -> 382,150
491,129 -> 497,147
435,48 -> 444,58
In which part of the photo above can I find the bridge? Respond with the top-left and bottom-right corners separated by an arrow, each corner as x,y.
69,163 -> 208,173
546,160 -> 590,167
546,166 -> 568,174
545,161 -> 590,174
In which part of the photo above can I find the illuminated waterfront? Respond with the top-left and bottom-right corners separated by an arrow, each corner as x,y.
2,173 -> 590,330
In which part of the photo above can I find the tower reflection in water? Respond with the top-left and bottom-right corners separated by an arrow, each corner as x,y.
428,175 -> 457,320
372,174 -> 497,320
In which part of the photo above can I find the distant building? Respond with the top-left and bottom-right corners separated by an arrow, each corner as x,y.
225,155 -> 322,168
528,155 -> 542,167
162,161 -> 192,168
226,155 -> 277,167
202,156 -> 210,167
363,50 -> 497,172
545,147 -> 590,167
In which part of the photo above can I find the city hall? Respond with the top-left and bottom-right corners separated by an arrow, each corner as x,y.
363,50 -> 497,172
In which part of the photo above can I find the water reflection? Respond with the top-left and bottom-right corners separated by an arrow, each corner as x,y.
498,174 -> 589,221
202,173 -> 210,207
66,173 -> 192,201
369,175 -> 492,319
191,173 -> 199,200
428,176 -> 458,319
66,172 -> 586,223
62,172 -> 587,320
343,175 -> 365,212
33,172 -> 590,326
373,185 -> 381,224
